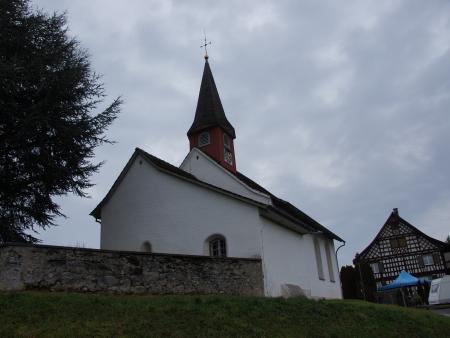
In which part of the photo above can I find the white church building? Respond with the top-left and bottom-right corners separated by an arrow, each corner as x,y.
91,54 -> 344,299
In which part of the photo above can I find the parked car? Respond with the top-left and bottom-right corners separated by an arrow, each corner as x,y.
428,275 -> 450,305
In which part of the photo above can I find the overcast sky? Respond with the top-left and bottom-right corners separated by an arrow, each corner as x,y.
33,0 -> 450,266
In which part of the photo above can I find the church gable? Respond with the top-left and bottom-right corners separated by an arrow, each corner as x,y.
180,148 -> 271,204
97,152 -> 265,256
92,151 -> 169,220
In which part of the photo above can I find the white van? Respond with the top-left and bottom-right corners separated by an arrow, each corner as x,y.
428,275 -> 450,305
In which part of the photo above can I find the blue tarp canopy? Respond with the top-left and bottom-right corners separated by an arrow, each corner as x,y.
378,271 -> 420,291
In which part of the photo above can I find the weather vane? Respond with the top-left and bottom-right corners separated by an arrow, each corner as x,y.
200,32 -> 211,59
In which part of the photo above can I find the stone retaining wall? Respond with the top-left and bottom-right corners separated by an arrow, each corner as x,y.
0,244 -> 263,295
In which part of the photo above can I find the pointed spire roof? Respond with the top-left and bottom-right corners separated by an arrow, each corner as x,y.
187,59 -> 236,138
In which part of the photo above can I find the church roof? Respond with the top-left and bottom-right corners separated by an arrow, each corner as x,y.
187,59 -> 236,138
182,147 -> 342,241
234,171 -> 343,242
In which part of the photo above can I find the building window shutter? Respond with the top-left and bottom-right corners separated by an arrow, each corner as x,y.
314,237 -> 325,280
445,252 -> 450,266
379,262 -> 384,274
432,253 -> 440,265
417,255 -> 424,268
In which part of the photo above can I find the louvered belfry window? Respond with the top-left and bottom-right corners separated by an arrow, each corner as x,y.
223,133 -> 233,165
198,131 -> 210,147
223,133 -> 231,149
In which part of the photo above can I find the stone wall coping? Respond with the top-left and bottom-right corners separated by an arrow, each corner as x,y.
0,242 -> 262,262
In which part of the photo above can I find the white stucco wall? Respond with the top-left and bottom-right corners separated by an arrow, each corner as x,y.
180,149 -> 271,204
100,152 -> 342,299
101,155 -> 262,258
260,217 -> 342,299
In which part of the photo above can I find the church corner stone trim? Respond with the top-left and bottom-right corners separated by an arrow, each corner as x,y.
0,243 -> 264,296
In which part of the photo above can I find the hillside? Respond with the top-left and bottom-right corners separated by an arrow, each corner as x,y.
0,292 -> 449,337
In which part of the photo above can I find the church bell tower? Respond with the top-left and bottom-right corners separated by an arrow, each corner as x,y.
187,54 -> 237,173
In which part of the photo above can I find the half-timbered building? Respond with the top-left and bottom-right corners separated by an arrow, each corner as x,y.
354,208 -> 449,288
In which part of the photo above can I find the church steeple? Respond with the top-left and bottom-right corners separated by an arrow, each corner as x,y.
187,59 -> 235,138
187,58 -> 237,173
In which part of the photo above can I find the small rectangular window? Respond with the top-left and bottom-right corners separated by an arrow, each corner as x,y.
324,241 -> 335,282
423,254 -> 434,266
430,284 -> 439,294
390,237 -> 407,249
314,237 -> 325,281
389,238 -> 398,248
370,262 -> 380,274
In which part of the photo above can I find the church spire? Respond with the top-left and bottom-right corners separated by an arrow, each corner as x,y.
187,59 -> 235,138
187,56 -> 237,173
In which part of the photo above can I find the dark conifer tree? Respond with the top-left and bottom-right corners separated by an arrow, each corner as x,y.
355,261 -> 377,302
0,0 -> 121,242
340,265 -> 358,299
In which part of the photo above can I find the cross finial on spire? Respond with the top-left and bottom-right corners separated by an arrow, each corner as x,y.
200,32 -> 211,60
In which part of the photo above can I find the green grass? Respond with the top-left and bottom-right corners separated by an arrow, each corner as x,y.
0,292 -> 449,337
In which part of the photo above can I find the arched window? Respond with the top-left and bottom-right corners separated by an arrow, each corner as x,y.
207,235 -> 227,257
141,241 -> 152,253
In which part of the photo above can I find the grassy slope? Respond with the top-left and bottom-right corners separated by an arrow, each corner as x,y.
0,292 -> 449,338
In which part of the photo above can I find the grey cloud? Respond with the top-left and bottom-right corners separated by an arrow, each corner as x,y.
33,0 -> 450,266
